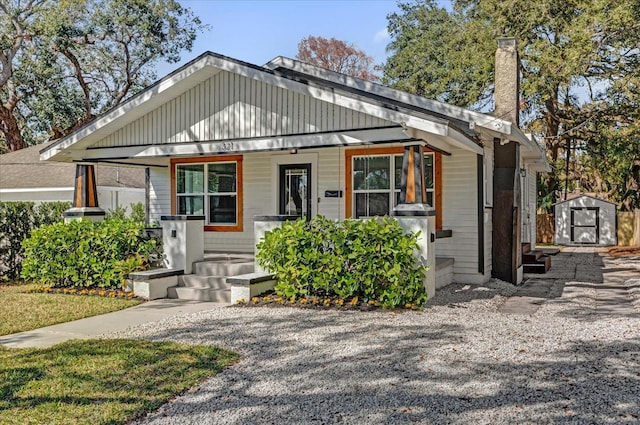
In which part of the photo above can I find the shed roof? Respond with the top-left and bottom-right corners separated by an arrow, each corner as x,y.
553,194 -> 617,206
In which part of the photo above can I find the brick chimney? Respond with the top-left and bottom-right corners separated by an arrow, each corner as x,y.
492,37 -> 523,285
494,37 -> 519,126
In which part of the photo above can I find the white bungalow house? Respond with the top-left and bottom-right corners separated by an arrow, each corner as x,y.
40,38 -> 550,300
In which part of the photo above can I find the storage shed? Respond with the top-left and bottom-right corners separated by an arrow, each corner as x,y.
554,195 -> 617,246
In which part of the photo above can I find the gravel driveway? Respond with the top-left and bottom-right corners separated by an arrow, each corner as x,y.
113,250 -> 640,425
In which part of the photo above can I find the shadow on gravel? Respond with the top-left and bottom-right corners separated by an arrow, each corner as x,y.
131,311 -> 640,424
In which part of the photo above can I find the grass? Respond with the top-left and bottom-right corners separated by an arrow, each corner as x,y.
0,282 -> 142,336
0,339 -> 238,425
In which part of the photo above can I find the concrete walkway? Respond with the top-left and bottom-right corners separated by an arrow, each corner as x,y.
0,299 -> 226,349
500,246 -> 640,316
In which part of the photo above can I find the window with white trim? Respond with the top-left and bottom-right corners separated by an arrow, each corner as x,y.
352,153 -> 434,218
176,161 -> 238,226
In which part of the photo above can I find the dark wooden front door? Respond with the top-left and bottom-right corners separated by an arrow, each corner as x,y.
279,163 -> 311,220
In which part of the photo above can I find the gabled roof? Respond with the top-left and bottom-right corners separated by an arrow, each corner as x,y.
39,51 -> 548,168
265,56 -> 548,163
1,143 -> 144,189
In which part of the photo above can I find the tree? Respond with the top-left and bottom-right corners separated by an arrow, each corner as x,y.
0,0 -> 206,152
381,0 -> 640,210
296,35 -> 378,81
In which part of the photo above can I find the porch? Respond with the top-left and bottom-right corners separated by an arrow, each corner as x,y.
131,249 -> 455,303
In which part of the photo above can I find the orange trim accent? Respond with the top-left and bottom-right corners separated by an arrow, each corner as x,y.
170,155 -> 244,232
87,166 -> 96,207
435,153 -> 442,230
406,146 -> 415,203
345,147 -> 404,218
344,146 -> 442,230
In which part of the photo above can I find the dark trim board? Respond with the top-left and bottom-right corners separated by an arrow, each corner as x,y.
477,154 -> 484,274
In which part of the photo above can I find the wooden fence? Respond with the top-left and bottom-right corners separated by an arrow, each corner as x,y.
536,210 -> 640,246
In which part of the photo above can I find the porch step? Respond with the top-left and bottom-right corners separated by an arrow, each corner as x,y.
178,274 -> 230,289
522,242 -> 532,254
193,260 -> 254,276
167,286 -> 231,303
168,256 -> 254,301
523,255 -> 551,274
523,250 -> 544,262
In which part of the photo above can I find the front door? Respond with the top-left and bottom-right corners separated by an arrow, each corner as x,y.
279,163 -> 311,220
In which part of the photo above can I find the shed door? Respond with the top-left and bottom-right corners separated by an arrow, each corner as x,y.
570,207 -> 598,244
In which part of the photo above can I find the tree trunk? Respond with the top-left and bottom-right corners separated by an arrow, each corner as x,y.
543,89 -> 561,199
0,103 -> 25,152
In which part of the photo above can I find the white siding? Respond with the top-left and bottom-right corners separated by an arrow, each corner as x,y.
436,147 -> 488,284
93,71 -> 392,149
148,149 -> 346,252
148,145 -> 492,272
148,165 -> 171,224
483,142 -> 494,278
524,171 -> 537,248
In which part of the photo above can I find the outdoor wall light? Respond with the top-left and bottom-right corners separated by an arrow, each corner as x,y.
289,148 -> 298,154
519,168 -> 527,178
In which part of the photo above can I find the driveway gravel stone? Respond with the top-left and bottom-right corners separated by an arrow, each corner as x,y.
109,249 -> 640,425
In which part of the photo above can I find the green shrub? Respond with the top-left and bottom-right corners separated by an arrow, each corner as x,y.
21,218 -> 158,289
256,216 -> 428,308
105,202 -> 146,224
0,201 -> 71,280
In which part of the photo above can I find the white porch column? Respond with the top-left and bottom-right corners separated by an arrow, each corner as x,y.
254,215 -> 299,273
394,210 -> 437,299
161,215 -> 204,274
394,142 -> 437,299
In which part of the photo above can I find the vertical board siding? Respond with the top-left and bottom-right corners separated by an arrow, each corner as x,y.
93,70 -> 391,148
436,147 -> 485,284
527,172 -> 537,249
148,166 -> 171,224
317,147 -> 345,220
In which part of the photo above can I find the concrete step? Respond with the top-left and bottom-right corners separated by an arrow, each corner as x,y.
523,250 -> 544,262
167,286 -> 231,303
193,260 -> 254,276
178,274 -> 231,289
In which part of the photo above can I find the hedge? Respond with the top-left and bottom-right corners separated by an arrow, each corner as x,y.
21,218 -> 158,289
256,215 -> 428,308
0,201 -> 71,280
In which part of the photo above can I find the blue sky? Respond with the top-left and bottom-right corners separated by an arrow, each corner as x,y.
156,0 -> 405,76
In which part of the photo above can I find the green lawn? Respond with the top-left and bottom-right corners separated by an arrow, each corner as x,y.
0,283 -> 142,336
0,339 -> 238,425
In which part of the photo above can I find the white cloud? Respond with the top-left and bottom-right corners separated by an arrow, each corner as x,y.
374,28 -> 389,43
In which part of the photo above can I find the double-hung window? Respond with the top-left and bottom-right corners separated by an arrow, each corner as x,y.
346,147 -> 440,229
172,156 -> 243,232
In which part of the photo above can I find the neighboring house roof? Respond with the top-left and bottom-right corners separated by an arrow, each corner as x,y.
0,143 -> 145,190
39,51 -> 549,172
